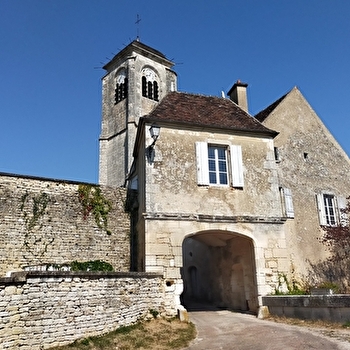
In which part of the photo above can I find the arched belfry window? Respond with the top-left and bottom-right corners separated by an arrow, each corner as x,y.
142,76 -> 147,97
115,69 -> 128,104
141,68 -> 159,102
147,81 -> 153,99
153,81 -> 159,101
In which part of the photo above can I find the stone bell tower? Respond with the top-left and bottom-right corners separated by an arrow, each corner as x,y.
99,40 -> 177,187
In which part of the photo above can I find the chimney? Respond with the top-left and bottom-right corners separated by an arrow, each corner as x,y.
227,80 -> 249,113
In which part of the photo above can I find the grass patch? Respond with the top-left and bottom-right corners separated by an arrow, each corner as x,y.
50,317 -> 196,350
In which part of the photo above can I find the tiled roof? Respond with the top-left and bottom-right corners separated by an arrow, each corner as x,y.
103,40 -> 173,71
130,40 -> 167,59
254,94 -> 287,122
145,92 -> 277,136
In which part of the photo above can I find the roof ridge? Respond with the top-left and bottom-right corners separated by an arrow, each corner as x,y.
146,91 -> 277,136
254,91 -> 290,122
169,90 -> 229,100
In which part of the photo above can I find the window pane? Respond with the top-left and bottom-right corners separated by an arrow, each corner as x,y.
218,160 -> 227,172
208,147 -> 215,158
208,160 -> 216,171
209,172 -> 217,184
219,173 -> 228,184
217,148 -> 226,159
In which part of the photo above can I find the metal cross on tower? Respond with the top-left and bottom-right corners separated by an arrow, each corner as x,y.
135,14 -> 141,41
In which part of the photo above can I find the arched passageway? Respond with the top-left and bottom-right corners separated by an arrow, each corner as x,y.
181,230 -> 258,313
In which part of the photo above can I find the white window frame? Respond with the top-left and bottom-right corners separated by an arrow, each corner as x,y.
196,142 -> 244,187
208,145 -> 229,186
316,193 -> 339,226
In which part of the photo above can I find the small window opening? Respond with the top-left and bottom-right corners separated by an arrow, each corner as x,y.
153,81 -> 159,101
147,81 -> 153,99
123,78 -> 128,99
142,76 -> 147,97
304,152 -> 309,161
274,147 -> 280,162
323,194 -> 337,225
141,68 -> 159,102
208,145 -> 229,185
114,76 -> 128,104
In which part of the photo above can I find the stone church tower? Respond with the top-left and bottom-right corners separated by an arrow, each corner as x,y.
99,40 -> 177,187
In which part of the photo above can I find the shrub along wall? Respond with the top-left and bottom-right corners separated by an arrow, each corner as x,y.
0,271 -> 164,349
0,173 -> 130,275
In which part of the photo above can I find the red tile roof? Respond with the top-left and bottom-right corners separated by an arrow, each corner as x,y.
144,92 -> 277,136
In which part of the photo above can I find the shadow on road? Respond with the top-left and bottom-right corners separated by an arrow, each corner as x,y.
182,297 -> 252,313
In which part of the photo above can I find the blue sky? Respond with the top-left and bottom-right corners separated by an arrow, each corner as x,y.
1,1 -> 350,183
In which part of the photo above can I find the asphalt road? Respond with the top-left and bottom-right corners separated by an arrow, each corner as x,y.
185,309 -> 350,350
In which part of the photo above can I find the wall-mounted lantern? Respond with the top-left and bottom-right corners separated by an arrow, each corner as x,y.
147,124 -> 160,162
149,124 -> 160,145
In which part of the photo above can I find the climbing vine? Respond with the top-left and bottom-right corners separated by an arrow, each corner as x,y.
20,191 -> 53,257
78,184 -> 112,235
20,191 -> 50,232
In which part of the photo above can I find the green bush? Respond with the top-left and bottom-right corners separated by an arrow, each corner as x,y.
70,260 -> 114,272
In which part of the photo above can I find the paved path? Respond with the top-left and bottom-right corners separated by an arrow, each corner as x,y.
184,309 -> 350,350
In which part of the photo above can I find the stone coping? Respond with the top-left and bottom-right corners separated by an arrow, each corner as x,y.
0,170 -> 97,185
263,295 -> 350,308
0,271 -> 163,285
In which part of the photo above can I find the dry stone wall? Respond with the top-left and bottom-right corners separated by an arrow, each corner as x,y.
0,173 -> 130,275
0,271 -> 163,349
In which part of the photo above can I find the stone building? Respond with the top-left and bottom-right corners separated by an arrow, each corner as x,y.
99,39 -> 350,314
255,88 -> 350,280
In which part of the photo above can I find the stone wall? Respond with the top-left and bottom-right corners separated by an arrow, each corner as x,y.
0,173 -> 130,275
0,271 -> 163,349
263,295 -> 350,323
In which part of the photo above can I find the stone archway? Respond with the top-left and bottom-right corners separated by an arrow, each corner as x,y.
182,230 -> 258,313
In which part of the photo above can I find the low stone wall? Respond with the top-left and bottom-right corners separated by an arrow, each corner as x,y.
263,295 -> 350,323
0,271 -> 164,349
